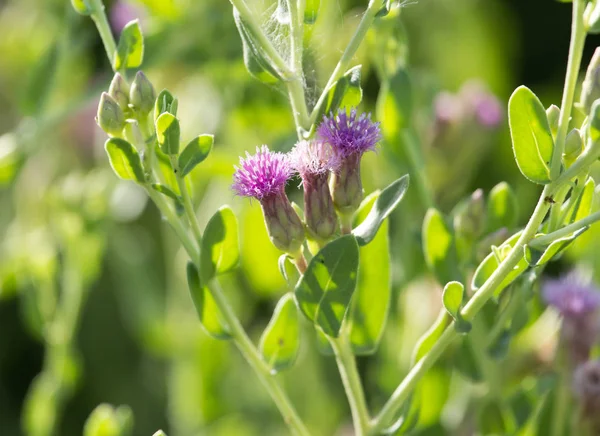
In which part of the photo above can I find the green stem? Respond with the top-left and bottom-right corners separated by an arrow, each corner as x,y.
531,209 -> 600,247
329,335 -> 371,436
548,184 -> 573,231
468,317 -> 501,398
170,156 -> 204,244
551,342 -> 571,436
286,0 -> 310,134
309,0 -> 380,125
550,0 -> 586,180
402,129 -> 434,209
89,0 -> 118,73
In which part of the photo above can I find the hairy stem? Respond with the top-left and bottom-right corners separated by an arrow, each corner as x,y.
286,0 -> 310,134
550,0 -> 586,179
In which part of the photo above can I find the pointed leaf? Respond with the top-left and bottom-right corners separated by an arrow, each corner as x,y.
422,208 -> 460,285
294,235 -> 359,337
156,113 -> 180,155
200,207 -> 240,281
186,262 -> 231,339
349,192 -> 391,355
315,66 -> 363,122
352,175 -> 409,245
105,138 -> 145,183
259,293 -> 300,373
114,20 -> 144,70
178,135 -> 213,177
508,86 -> 554,184
154,89 -> 178,121
525,227 -> 588,266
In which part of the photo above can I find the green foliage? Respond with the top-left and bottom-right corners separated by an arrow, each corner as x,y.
295,235 -> 359,337
259,293 -> 300,373
104,138 -> 146,183
442,281 -> 471,333
178,135 -> 214,177
422,208 -> 460,285
314,66 -> 363,121
200,207 -> 240,281
486,182 -> 519,233
114,20 -> 144,70
508,86 -> 555,184
156,113 -> 181,156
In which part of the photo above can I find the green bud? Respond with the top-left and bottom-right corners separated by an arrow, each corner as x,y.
580,48 -> 600,114
564,128 -> 584,167
97,92 -> 125,136
71,0 -> 92,15
108,73 -> 129,110
83,404 -> 120,436
546,104 -> 560,138
260,189 -> 306,254
304,173 -> 339,242
331,154 -> 363,217
130,71 -> 155,117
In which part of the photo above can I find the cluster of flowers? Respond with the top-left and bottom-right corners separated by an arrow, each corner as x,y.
232,109 -> 381,258
544,275 -> 600,423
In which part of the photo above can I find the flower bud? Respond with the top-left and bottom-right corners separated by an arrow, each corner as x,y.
97,92 -> 125,136
71,0 -> 92,15
453,189 -> 485,241
108,73 -> 129,110
580,48 -> 600,114
574,360 -> 600,427
546,104 -> 560,138
233,146 -> 306,255
130,71 -> 155,118
564,128 -> 584,167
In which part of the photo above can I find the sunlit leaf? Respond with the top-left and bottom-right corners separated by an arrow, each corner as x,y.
200,207 -> 240,281
259,293 -> 300,373
178,135 -> 213,177
411,310 -> 449,364
154,89 -> 178,121
114,20 -> 144,70
104,138 -> 145,183
156,112 -> 180,155
422,208 -> 460,285
525,227 -> 588,266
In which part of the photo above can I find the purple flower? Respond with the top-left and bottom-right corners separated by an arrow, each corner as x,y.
289,140 -> 341,180
232,145 -> 292,200
543,275 -> 600,318
317,109 -> 381,157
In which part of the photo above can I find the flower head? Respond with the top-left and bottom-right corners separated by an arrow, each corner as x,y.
290,140 -> 341,180
543,274 -> 600,318
232,145 -> 292,200
317,109 -> 381,157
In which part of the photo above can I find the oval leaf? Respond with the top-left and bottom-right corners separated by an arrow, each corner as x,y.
154,89 -> 178,121
186,262 -> 231,339
352,174 -> 409,245
200,206 -> 240,281
294,235 -> 359,337
259,293 -> 300,373
349,192 -> 391,355
105,138 -> 145,183
156,113 -> 180,155
178,135 -> 214,177
114,20 -> 144,70
422,208 -> 460,285
442,281 -> 464,319
508,86 -> 554,184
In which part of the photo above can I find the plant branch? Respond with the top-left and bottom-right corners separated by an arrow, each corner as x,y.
88,0 -> 118,73
531,209 -> 600,247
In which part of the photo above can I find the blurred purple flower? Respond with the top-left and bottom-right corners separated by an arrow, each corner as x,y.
110,1 -> 144,35
543,275 -> 600,318
232,145 -> 292,200
317,109 -> 381,158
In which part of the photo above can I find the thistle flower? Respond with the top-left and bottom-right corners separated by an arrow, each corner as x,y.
290,140 -> 340,241
233,146 -> 305,254
317,109 -> 381,225
544,274 -> 600,364
574,360 -> 600,424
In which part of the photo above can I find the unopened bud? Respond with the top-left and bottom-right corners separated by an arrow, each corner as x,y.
454,189 -> 485,240
71,0 -> 92,15
108,73 -> 129,110
580,48 -> 600,114
546,104 -> 560,138
564,128 -> 584,167
130,71 -> 155,117
97,93 -> 125,136
331,153 -> 363,216
261,189 -> 306,254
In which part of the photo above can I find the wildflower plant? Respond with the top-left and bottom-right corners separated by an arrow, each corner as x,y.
57,0 -> 600,434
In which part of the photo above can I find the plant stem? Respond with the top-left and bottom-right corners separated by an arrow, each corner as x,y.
551,341 -> 571,436
468,317 -> 501,398
531,209 -> 600,247
89,0 -> 118,72
286,0 -> 310,134
170,156 -> 204,244
329,335 -> 371,436
309,0 -> 380,125
550,0 -> 586,180
402,129 -> 434,209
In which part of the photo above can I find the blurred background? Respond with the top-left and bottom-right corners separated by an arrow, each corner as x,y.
1,0 -> 600,435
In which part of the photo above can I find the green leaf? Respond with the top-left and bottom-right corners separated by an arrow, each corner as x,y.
376,69 -> 413,141
151,184 -> 179,202
233,9 -> 282,84
259,293 -> 300,373
200,207 -> 240,281
114,20 -> 144,70
472,231 -> 528,298
156,113 -> 180,155
508,86 -> 554,184
154,89 -> 178,121
349,192 -> 391,355
294,235 -> 359,337
422,208 -> 460,285
525,227 -> 588,266
304,0 -> 320,23
352,175 -> 409,245
589,100 -> 600,143
315,66 -> 363,121
178,135 -> 213,177
315,328 -> 334,355
567,177 -> 596,224
186,262 -> 231,340
442,281 -> 471,333
486,182 -> 519,233
104,138 -> 145,183
411,310 -> 449,364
